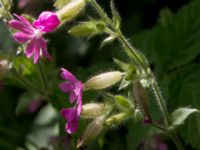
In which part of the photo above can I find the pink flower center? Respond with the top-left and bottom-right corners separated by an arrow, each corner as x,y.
34,29 -> 44,38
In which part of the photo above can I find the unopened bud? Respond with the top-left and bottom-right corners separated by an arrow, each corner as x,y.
133,81 -> 152,122
77,116 -> 105,149
81,103 -> 110,118
68,20 -> 106,37
0,0 -> 11,10
134,109 -> 144,122
0,60 -> 8,80
84,71 -> 123,90
115,95 -> 134,111
104,112 -> 127,126
56,0 -> 86,24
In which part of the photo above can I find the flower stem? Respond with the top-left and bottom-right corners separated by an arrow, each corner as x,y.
37,61 -> 48,91
12,70 -> 44,95
88,0 -> 184,149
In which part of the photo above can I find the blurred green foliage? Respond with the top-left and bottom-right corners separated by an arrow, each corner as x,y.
1,0 -> 200,150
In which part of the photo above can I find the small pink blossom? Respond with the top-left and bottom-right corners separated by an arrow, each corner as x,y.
59,68 -> 83,134
9,11 -> 60,63
60,108 -> 79,134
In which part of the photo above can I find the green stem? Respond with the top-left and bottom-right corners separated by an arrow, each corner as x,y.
88,0 -> 184,149
152,124 -> 184,150
13,70 -> 43,95
37,61 -> 48,91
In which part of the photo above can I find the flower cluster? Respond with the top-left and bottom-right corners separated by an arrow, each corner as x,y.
9,11 -> 60,63
59,68 -> 83,134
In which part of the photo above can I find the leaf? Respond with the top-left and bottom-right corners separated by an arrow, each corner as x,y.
168,64 -> 200,149
171,107 -> 200,127
179,115 -> 200,150
15,92 -> 41,115
132,0 -> 200,71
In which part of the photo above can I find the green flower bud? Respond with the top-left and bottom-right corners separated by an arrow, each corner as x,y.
0,0 -> 11,10
68,20 -> 106,37
104,112 -> 127,126
134,109 -> 144,122
56,0 -> 86,24
81,103 -> 110,118
114,95 -> 134,111
77,116 -> 105,149
84,71 -> 123,90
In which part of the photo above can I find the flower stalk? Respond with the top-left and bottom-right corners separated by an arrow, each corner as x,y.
87,0 -> 184,149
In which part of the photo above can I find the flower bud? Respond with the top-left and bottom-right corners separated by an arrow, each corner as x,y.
56,0 -> 86,24
68,20 -> 106,37
0,0 -> 11,10
114,95 -> 134,111
81,103 -> 110,118
77,115 -> 105,149
0,60 -> 8,80
84,71 -> 123,90
104,112 -> 127,126
133,81 -> 152,123
134,109 -> 144,122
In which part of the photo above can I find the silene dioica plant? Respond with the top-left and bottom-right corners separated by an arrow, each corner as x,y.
0,0 -> 200,149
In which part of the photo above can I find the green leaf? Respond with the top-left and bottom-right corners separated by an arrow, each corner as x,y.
15,92 -> 41,115
68,20 -> 106,37
133,0 -> 200,71
168,64 -> 200,149
179,115 -> 200,150
171,107 -> 200,127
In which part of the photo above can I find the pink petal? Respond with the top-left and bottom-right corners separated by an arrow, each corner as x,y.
39,38 -> 52,60
60,108 -> 78,134
25,39 -> 35,58
60,68 -> 77,82
77,96 -> 82,116
60,108 -> 77,121
59,83 -> 74,93
33,11 -> 60,33
9,20 -> 34,34
14,14 -> 33,29
66,118 -> 78,134
33,40 -> 40,64
13,32 -> 32,43
69,91 -> 77,103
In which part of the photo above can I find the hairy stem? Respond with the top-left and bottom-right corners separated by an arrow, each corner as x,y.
88,0 -> 184,149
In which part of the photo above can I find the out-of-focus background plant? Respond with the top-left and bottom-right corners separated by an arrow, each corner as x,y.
0,0 -> 200,150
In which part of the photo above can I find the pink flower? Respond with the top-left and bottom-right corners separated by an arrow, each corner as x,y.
60,108 -> 79,134
59,68 -> 83,134
9,11 -> 60,63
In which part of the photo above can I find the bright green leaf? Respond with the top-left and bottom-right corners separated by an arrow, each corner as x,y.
171,107 -> 200,127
